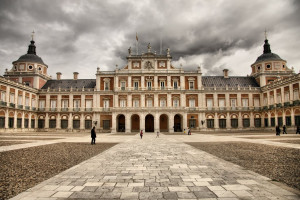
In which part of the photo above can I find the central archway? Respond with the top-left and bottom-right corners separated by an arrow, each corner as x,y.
160,114 -> 168,132
174,114 -> 182,132
145,114 -> 154,132
131,114 -> 140,132
117,114 -> 125,132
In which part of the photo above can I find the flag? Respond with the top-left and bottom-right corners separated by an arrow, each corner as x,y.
136,32 -> 138,41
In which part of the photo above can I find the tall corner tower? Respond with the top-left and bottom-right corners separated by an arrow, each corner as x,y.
250,34 -> 294,87
4,33 -> 51,89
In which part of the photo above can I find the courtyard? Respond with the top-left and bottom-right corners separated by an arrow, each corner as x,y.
0,131 -> 300,200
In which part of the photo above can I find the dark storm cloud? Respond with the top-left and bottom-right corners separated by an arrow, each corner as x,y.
0,0 -> 299,78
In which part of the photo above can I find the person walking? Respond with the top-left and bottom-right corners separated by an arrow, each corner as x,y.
140,130 -> 143,139
156,131 -> 160,138
275,125 -> 280,136
282,125 -> 287,134
184,129 -> 186,134
91,126 -> 96,145
296,126 -> 300,134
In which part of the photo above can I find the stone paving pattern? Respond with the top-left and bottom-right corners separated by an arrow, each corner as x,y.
8,133 -> 300,200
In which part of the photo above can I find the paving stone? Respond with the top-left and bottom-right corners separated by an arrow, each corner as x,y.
51,191 -> 73,198
120,192 -> 139,199
162,191 -> 178,199
168,186 -> 190,192
176,191 -> 197,199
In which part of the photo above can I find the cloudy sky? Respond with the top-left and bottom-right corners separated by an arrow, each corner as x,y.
0,0 -> 300,79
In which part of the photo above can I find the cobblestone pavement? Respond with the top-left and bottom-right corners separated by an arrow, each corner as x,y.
10,133 -> 300,200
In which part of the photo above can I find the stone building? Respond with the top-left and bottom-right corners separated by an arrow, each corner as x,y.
0,35 -> 299,133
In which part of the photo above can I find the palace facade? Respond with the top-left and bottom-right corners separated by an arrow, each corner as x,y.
0,36 -> 300,133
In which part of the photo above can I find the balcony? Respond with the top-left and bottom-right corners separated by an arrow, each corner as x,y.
284,102 -> 291,107
134,87 -> 138,90
85,108 -> 93,112
219,107 -> 225,111
61,108 -> 68,112
269,105 -> 274,110
147,87 -> 152,90
161,87 -> 165,90
9,103 -> 15,108
241,107 -> 249,111
102,108 -> 110,112
121,87 -> 125,91
25,106 -> 30,110
18,105 -> 23,109
50,108 -> 57,111
188,107 -> 196,111
207,107 -> 214,111
276,103 -> 282,108
73,108 -> 80,112
32,107 -> 36,111
254,107 -> 261,111
293,100 -> 300,106
262,106 -> 268,110
38,108 -> 45,111
0,101 -> 7,106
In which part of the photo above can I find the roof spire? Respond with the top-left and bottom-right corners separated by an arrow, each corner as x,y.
263,30 -> 271,54
27,31 -> 36,55
31,30 -> 35,41
264,28 -> 267,40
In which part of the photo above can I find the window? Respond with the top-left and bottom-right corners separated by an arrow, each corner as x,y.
231,119 -> 238,128
271,118 -> 275,127
134,81 -> 139,90
277,94 -> 281,103
284,92 -> 289,102
103,120 -> 110,130
242,98 -> 248,107
207,98 -> 213,109
264,97 -> 268,106
160,99 -> 166,107
293,90 -> 299,100
285,116 -> 291,126
31,99 -> 36,108
173,81 -> 178,89
61,120 -> 68,129
50,100 -> 57,109
104,100 -> 110,108
207,119 -> 214,128
31,119 -> 35,128
147,99 -> 152,107
254,118 -> 261,127
121,81 -> 126,90
10,93 -> 14,103
266,64 -> 271,69
86,100 -> 92,109
18,96 -> 22,105
28,65 -> 33,70
49,120 -> 56,128
62,100 -> 68,108
38,119 -> 45,128
39,100 -> 45,108
219,119 -> 226,129
0,117 -> 4,128
254,98 -> 260,107
231,99 -> 236,109
189,81 -> 194,90
189,99 -> 195,108
74,100 -> 80,108
147,81 -> 152,90
85,120 -> 92,129
278,117 -> 283,127
264,118 -> 268,127
104,82 -> 109,91
160,81 -> 165,90
17,118 -> 21,128
173,99 -> 179,107
25,97 -> 29,106
120,99 -> 126,107
133,99 -> 139,107
9,118 -> 13,128
73,120 -> 80,129
219,99 -> 225,110
1,91 -> 6,102
270,96 -> 274,104
24,119 -> 28,128
243,119 -> 250,127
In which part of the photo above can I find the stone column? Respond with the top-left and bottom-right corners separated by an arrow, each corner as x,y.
167,93 -> 171,107
250,112 -> 254,128
80,113 -> 85,130
115,76 -> 119,91
57,113 -> 61,129
140,113 -> 145,131
169,113 -> 174,133
45,113 -> 49,129
291,109 -> 295,126
154,94 -> 158,107
13,111 -> 17,129
114,94 -> 119,107
226,112 -> 230,129
155,112 -> 159,132
268,112 -> 271,127
81,94 -> 85,111
281,87 -> 284,104
167,76 -> 171,90
214,112 -> 219,129
282,112 -> 286,126
57,94 -> 62,111
5,110 -> 8,129
128,94 -> 132,107
21,112 -> 25,129
69,94 -> 73,111
180,93 -> 186,108
249,93 -> 253,108
125,113 -> 131,133
68,113 -> 72,130
141,94 -> 145,107
154,76 -> 158,90
141,76 -> 145,90
225,93 -> 230,110
289,84 -> 293,103
238,112 -> 243,128
237,93 -> 241,108
180,75 -> 185,90
46,94 -> 50,111
28,113 -> 32,129
213,93 -> 218,110
128,76 -> 132,90
112,113 -> 116,133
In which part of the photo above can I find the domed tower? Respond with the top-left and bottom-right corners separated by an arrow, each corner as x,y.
250,33 -> 294,87
4,32 -> 51,89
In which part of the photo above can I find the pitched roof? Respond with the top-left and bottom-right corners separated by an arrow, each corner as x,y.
41,79 -> 96,89
202,76 -> 259,88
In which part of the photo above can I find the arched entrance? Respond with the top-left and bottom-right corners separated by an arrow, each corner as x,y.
131,114 -> 140,132
160,114 -> 168,132
117,114 -> 125,132
174,114 -> 182,132
145,114 -> 154,132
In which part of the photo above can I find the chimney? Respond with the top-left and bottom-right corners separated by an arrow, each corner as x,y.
223,69 -> 229,78
56,72 -> 62,80
73,72 -> 79,80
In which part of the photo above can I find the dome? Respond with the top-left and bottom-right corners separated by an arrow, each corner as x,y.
13,54 -> 47,66
12,39 -> 48,67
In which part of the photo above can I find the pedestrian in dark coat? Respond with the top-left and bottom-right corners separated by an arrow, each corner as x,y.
275,126 -> 280,136
140,130 -> 143,139
91,126 -> 96,144
296,126 -> 300,134
282,125 -> 287,134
